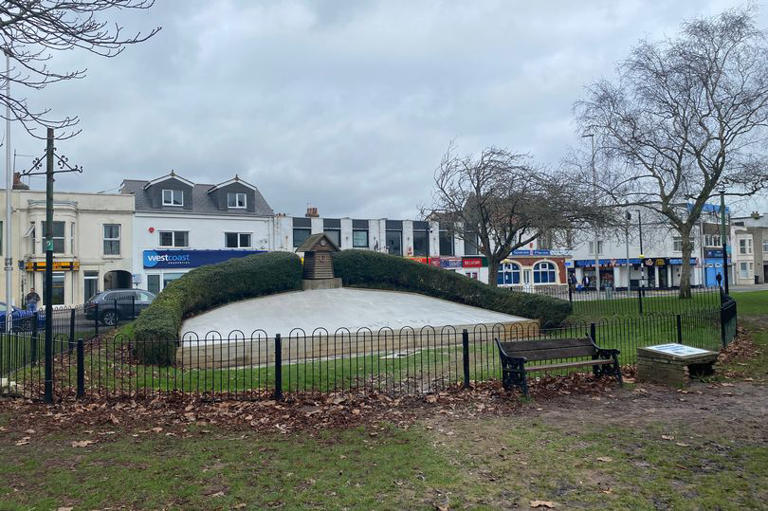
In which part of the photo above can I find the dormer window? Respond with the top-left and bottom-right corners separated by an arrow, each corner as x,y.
227,192 -> 247,209
162,189 -> 183,206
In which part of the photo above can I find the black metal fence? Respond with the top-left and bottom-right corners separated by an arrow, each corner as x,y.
0,300 -> 736,402
513,285 -> 722,318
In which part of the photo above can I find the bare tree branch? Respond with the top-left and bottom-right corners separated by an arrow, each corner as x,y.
0,0 -> 160,137
576,6 -> 768,298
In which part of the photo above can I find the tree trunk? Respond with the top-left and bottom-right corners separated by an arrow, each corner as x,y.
487,257 -> 499,288
678,234 -> 694,299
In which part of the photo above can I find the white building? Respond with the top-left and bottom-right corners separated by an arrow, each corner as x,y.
0,182 -> 134,306
567,204 -> 740,290
120,172 -> 274,295
272,213 -> 492,283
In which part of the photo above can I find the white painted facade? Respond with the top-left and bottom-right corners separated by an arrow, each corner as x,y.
0,189 -> 134,307
132,212 -> 273,294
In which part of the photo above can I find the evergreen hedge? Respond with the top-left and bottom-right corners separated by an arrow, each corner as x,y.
132,252 -> 303,365
332,250 -> 571,328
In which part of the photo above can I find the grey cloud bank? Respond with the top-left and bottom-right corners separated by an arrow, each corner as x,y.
13,0 -> 768,218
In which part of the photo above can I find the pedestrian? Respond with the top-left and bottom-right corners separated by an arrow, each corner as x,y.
25,287 -> 40,313
716,272 -> 722,287
583,275 -> 590,289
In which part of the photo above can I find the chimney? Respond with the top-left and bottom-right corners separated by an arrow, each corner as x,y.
12,172 -> 29,190
305,206 -> 319,218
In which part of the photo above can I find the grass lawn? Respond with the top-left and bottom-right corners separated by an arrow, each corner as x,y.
0,292 -> 764,509
0,406 -> 765,510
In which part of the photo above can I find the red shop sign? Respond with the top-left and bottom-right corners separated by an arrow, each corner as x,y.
462,258 -> 482,268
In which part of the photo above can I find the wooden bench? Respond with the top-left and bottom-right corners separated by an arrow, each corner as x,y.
495,336 -> 622,397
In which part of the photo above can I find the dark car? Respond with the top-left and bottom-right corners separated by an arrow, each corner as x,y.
85,289 -> 156,326
0,302 -> 46,332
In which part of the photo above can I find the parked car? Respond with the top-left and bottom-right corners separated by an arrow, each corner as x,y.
0,302 -> 46,332
84,289 -> 156,326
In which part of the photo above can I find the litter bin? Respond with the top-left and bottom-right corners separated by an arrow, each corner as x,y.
756,275 -> 760,285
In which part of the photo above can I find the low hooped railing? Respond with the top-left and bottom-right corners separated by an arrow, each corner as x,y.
0,301 -> 734,403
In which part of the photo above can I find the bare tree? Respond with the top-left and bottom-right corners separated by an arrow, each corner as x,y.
428,145 -> 603,287
0,0 -> 160,135
576,7 -> 768,298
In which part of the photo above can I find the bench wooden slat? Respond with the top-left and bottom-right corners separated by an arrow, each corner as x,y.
526,359 -> 614,372
500,345 -> 598,362
498,338 -> 592,352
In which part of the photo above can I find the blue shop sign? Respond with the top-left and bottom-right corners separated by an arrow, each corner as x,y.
705,249 -> 723,258
143,249 -> 266,269
510,249 -> 554,256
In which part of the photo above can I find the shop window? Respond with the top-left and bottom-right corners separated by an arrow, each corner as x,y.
497,263 -> 521,285
439,227 -> 454,256
163,273 -> 185,289
292,228 -> 310,248
147,275 -> 160,295
41,221 -> 66,253
464,231 -> 479,255
227,192 -> 247,209
159,231 -> 188,247
51,272 -> 65,305
413,229 -> 429,257
103,224 -> 121,255
84,271 -> 99,301
162,189 -> 183,206
225,232 -> 251,248
588,240 -> 604,255
739,262 -> 749,279
353,230 -> 369,248
27,222 -> 35,254
533,262 -> 557,284
386,230 -> 402,256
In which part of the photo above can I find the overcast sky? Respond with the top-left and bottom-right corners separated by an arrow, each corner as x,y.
12,0 -> 768,218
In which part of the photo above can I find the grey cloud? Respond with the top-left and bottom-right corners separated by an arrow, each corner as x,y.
12,0 -> 768,217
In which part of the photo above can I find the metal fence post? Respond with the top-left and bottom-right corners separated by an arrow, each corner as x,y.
637,286 -> 643,315
567,284 -> 573,305
720,303 -> 727,348
94,303 -> 99,337
30,312 -> 39,364
590,322 -> 597,344
273,333 -> 283,401
76,338 -> 84,399
462,329 -> 470,389
113,298 -> 118,325
131,295 -> 136,319
676,314 -> 682,343
68,308 -> 76,353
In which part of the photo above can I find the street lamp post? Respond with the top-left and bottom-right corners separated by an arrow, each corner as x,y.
719,188 -> 729,295
4,49 -> 12,333
625,210 -> 631,289
636,209 -> 645,290
582,133 -> 600,296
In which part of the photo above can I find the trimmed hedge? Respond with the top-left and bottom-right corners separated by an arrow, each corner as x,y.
132,252 -> 303,365
332,250 -> 571,328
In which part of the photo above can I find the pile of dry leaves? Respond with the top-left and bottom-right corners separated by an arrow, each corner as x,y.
0,373 -> 618,437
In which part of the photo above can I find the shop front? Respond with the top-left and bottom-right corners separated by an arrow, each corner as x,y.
141,249 -> 266,294
496,250 -> 568,290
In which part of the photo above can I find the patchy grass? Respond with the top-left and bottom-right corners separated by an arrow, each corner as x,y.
731,290 -> 768,317
1,411 -> 766,510
0,424 -> 461,510
440,418 -> 768,509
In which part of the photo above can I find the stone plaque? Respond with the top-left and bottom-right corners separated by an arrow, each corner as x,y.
644,344 -> 713,358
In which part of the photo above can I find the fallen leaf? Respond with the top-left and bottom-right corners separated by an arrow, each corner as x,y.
151,427 -> 163,433
15,437 -> 30,446
425,394 -> 438,403
675,442 -> 690,447
661,435 -> 675,441
56,507 -> 73,511
596,456 -> 613,462
71,440 -> 95,448
530,500 -> 556,508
